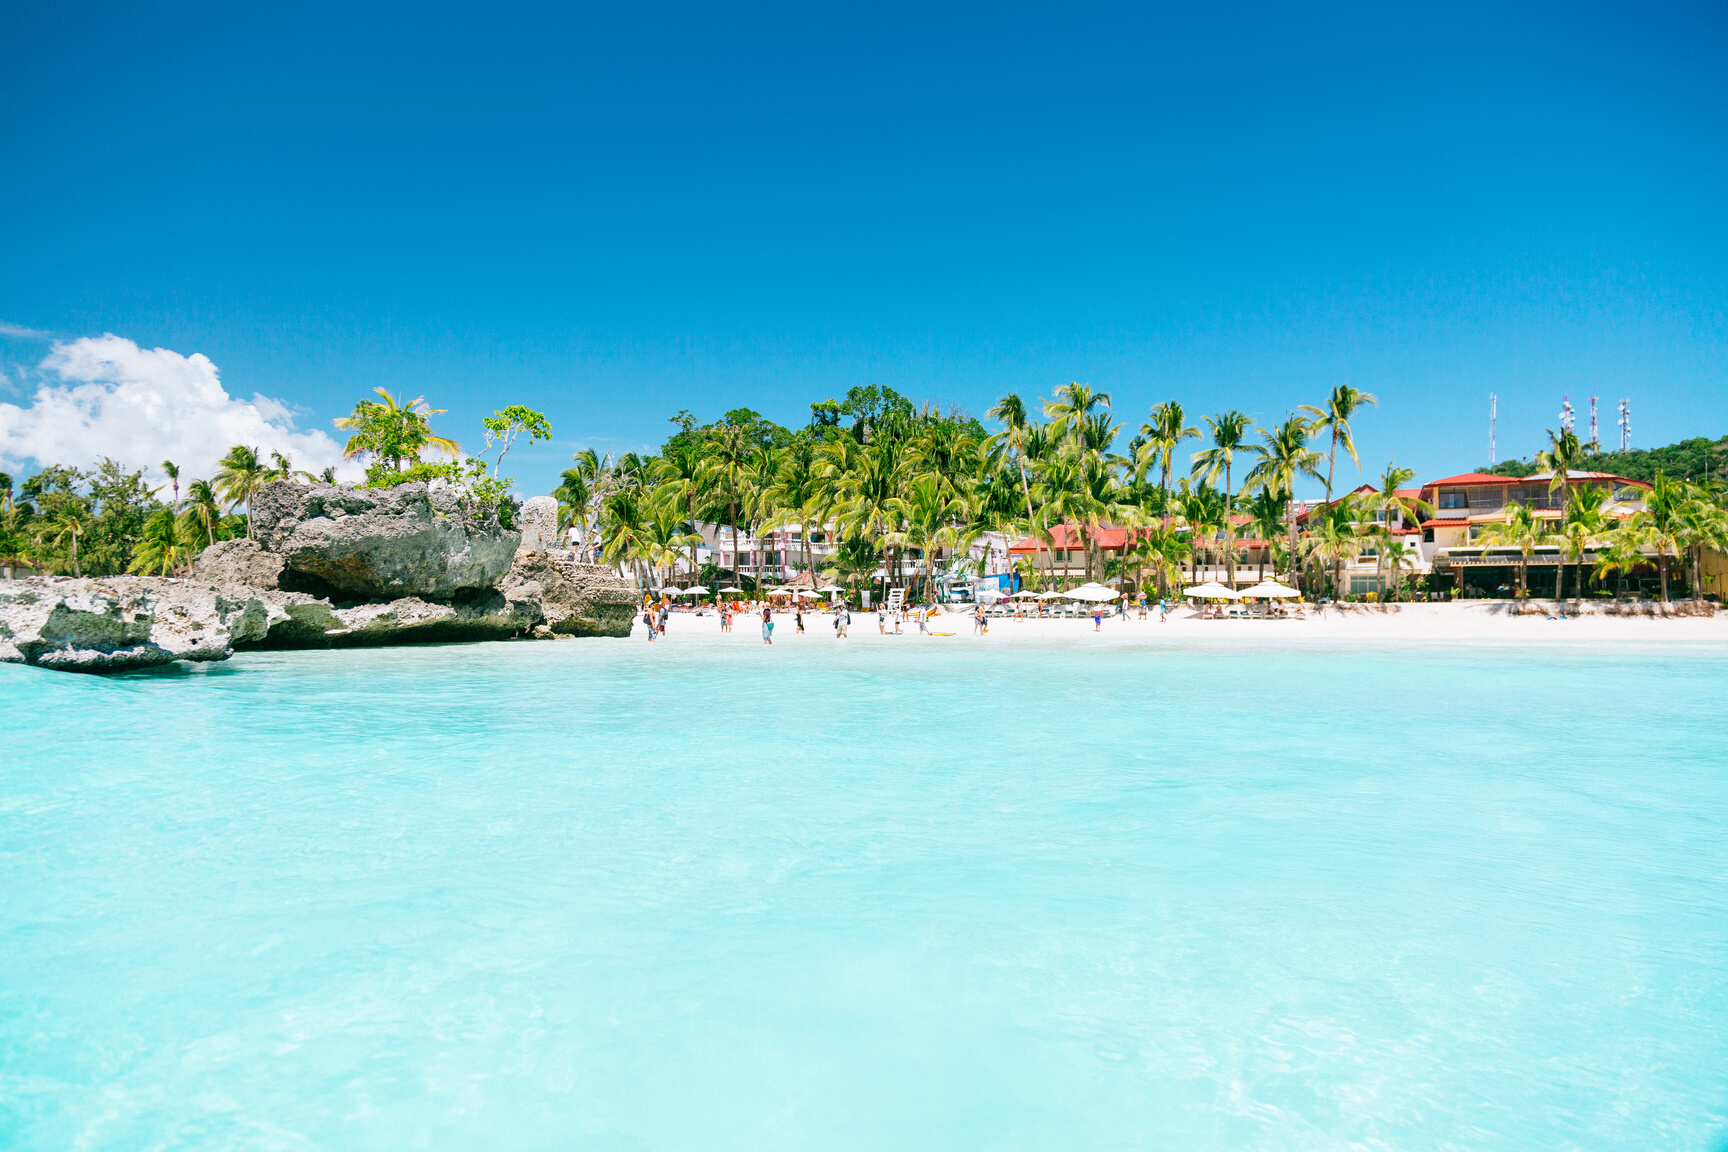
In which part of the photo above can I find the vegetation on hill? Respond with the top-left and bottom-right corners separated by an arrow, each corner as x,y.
1486,434 -> 1728,484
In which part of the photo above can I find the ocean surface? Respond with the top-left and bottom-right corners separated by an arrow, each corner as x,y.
2,629 -> 1726,1150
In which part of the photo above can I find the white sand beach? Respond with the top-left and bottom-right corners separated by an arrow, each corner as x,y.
639,601 -> 1728,645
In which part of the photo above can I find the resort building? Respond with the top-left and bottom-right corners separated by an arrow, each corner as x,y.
1415,472 -> 1651,597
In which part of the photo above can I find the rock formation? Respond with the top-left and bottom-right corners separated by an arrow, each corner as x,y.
516,495 -> 559,554
0,577 -> 270,671
250,481 -> 519,601
2,481 -> 638,673
498,552 -> 638,636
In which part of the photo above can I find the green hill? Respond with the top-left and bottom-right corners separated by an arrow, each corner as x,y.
1486,434 -> 1728,484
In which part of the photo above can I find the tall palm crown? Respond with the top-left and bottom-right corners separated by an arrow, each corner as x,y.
1300,385 -> 1378,501
214,446 -> 269,538
1190,410 -> 1254,585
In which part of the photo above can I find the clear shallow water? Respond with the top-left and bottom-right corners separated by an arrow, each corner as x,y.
2,632 -> 1726,1151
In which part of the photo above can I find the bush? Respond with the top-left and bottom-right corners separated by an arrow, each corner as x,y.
362,459 -> 517,528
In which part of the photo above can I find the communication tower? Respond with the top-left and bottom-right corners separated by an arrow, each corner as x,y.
1488,393 -> 1496,465
1617,399 -> 1631,450
1588,396 -> 1598,444
1560,396 -> 1574,433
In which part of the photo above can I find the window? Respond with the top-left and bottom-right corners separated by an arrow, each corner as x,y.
1467,486 -> 1503,509
1438,489 -> 1468,510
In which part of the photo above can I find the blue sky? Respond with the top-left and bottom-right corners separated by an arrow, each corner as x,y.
2,1 -> 1725,497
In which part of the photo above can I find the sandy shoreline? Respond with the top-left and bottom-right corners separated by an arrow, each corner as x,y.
634,601 -> 1728,645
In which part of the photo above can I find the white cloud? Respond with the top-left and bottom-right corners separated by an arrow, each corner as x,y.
0,334 -> 358,485
0,321 -> 54,339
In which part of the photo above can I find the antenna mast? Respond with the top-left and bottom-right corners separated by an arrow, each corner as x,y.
1588,396 -> 1598,444
1560,395 -> 1575,434
1488,393 -> 1497,465
1617,399 -> 1631,450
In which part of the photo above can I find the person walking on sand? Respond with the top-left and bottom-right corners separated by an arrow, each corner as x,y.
1092,605 -> 1104,631
972,603 -> 985,635
836,604 -> 850,639
877,606 -> 886,635
761,604 -> 774,645
795,605 -> 805,634
643,604 -> 656,641
917,607 -> 929,635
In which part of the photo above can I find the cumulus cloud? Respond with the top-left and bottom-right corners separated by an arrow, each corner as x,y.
0,334 -> 358,485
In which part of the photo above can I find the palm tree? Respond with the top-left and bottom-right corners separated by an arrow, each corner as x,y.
887,474 -> 967,601
1301,493 -> 1367,599
1475,502 -> 1546,598
1300,385 -> 1378,503
1244,487 -> 1289,584
1043,382 -> 1111,442
553,467 -> 594,558
1142,402 -> 1199,530
1636,472 -> 1689,602
987,393 -> 1039,528
1675,490 -> 1728,602
183,479 -> 224,548
333,389 -> 461,472
1379,538 -> 1417,600
214,446 -> 271,537
706,422 -> 756,585
1557,483 -> 1610,600
1243,415 -> 1322,589
652,440 -> 712,580
1190,411 -> 1253,587
128,507 -> 194,575
162,460 -> 181,506
42,507 -> 91,576
1535,427 -> 1595,509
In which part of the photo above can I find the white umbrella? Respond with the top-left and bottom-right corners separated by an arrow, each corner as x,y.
976,588 -> 1005,602
1036,590 -> 1068,600
678,585 -> 709,595
1184,582 -> 1242,600
818,584 -> 844,593
1011,589 -> 1043,599
793,589 -> 820,598
1066,583 -> 1120,602
1239,580 -> 1299,599
718,586 -> 744,594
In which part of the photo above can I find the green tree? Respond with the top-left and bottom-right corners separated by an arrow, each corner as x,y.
1301,385 -> 1378,503
1475,502 -> 1547,598
214,446 -> 269,537
481,406 -> 553,478
1190,411 -> 1253,587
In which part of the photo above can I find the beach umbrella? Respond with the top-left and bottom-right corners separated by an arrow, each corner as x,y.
1011,590 -> 1042,599
1066,583 -> 1120,601
818,584 -> 844,593
678,585 -> 709,595
1184,581 -> 1241,600
1239,580 -> 1298,599
719,586 -> 743,594
1036,590 -> 1068,600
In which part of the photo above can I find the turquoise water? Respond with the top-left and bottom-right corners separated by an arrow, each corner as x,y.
3,632 -> 1727,1150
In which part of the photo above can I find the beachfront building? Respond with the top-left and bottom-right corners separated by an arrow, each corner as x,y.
1416,471 -> 1652,597
694,521 -> 844,585
1007,524 -> 1288,591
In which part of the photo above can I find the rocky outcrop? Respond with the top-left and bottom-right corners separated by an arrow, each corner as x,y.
239,589 -> 541,649
498,552 -> 637,637
250,481 -> 520,601
0,577 -> 270,672
190,537 -> 285,590
516,495 -> 559,553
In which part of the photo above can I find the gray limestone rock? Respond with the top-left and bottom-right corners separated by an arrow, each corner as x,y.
190,537 -> 286,590
516,495 -> 559,554
250,480 -> 520,601
0,577 -> 270,672
239,589 -> 541,649
497,552 -> 637,637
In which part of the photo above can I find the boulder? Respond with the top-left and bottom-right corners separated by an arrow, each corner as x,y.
498,552 -> 637,637
0,577 -> 270,672
190,537 -> 285,590
240,589 -> 541,649
517,495 -> 559,554
249,481 -> 520,601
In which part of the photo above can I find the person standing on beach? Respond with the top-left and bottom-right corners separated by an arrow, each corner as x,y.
761,605 -> 774,645
1092,606 -> 1104,631
836,604 -> 849,639
795,605 -> 805,634
877,607 -> 886,635
643,604 -> 656,641
917,608 -> 929,635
